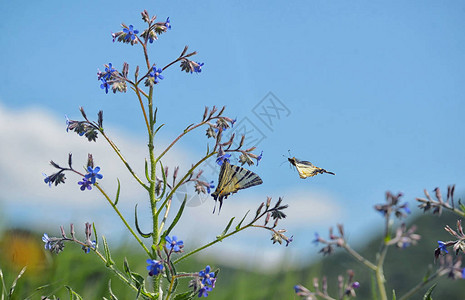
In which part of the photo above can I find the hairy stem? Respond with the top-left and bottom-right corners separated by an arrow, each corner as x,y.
95,184 -> 150,255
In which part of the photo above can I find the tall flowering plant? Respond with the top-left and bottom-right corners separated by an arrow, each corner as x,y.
42,10 -> 291,299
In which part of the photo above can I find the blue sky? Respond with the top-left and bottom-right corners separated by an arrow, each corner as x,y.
1,1 -> 464,268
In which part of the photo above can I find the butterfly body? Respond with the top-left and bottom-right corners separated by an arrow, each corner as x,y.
211,161 -> 263,212
288,157 -> 335,179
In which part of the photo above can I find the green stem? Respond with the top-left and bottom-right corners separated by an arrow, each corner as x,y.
342,243 -> 377,271
100,131 -> 148,190
398,270 -> 440,300
92,248 -> 153,298
376,245 -> 388,300
95,184 -> 150,255
174,213 -> 260,264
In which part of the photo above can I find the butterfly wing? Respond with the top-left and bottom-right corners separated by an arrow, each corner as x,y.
211,161 -> 263,212
288,157 -> 334,179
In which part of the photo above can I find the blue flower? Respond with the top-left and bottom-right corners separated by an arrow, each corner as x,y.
194,62 -> 204,73
352,282 -> 360,289
438,241 -> 448,253
84,166 -> 103,184
256,151 -> 263,166
100,79 -> 110,94
294,285 -> 303,293
42,233 -> 52,250
165,17 -> 171,30
199,265 -> 215,285
312,233 -> 320,245
103,63 -> 116,80
402,203 -> 411,214
43,173 -> 52,187
146,259 -> 164,276
198,285 -> 212,298
82,241 -> 96,253
149,67 -> 164,84
207,181 -> 215,194
123,25 -> 139,41
286,235 -> 293,247
78,178 -> 93,191
231,118 -> 237,127
216,154 -> 231,166
165,235 -> 184,252
462,268 -> 465,279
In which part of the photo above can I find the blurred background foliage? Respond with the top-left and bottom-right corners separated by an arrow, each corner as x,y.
1,207 -> 464,299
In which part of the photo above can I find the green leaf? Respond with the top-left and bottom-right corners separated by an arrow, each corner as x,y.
65,286 -> 84,300
102,236 -> 114,267
184,123 -> 194,133
235,211 -> 250,230
217,217 -> 235,240
370,274 -> 378,300
173,291 -> 196,300
392,289 -> 396,300
159,161 -> 168,200
115,178 -> 121,206
154,123 -> 165,135
0,268 -> 7,298
8,266 -> 26,297
123,258 -> 131,276
92,222 -> 99,249
423,283 -> 437,300
144,159 -> 152,183
161,196 -> 187,243
135,204 -> 152,238
108,279 -> 118,300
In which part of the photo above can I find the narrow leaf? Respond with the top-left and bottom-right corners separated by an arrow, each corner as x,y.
392,289 -> 396,300
423,284 -> 437,300
173,291 -> 196,300
154,124 -> 165,135
0,268 -> 6,299
161,195 -> 186,242
123,258 -> 131,277
92,222 -> 99,248
235,211 -> 250,230
65,286 -> 84,300
144,159 -> 152,183
217,217 -> 235,240
108,279 -> 118,300
184,123 -> 194,133
114,178 -> 121,206
8,266 -> 26,297
135,204 -> 152,238
102,236 -> 114,266
159,161 -> 168,200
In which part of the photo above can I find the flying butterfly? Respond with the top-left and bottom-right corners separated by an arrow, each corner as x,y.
288,157 -> 335,179
211,160 -> 263,213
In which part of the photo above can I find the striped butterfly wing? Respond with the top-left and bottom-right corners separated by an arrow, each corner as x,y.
211,161 -> 263,212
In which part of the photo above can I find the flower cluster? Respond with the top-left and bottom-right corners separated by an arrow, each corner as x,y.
386,223 -> 421,249
435,220 -> 465,260
313,224 -> 345,256
43,153 -> 103,191
42,223 -> 96,255
203,106 -> 261,167
374,191 -> 411,218
435,254 -> 465,280
417,185 -> 457,216
66,107 -> 103,141
190,265 -> 217,298
294,270 -> 359,299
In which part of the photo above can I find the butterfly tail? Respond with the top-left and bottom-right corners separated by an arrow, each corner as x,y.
324,170 -> 336,175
